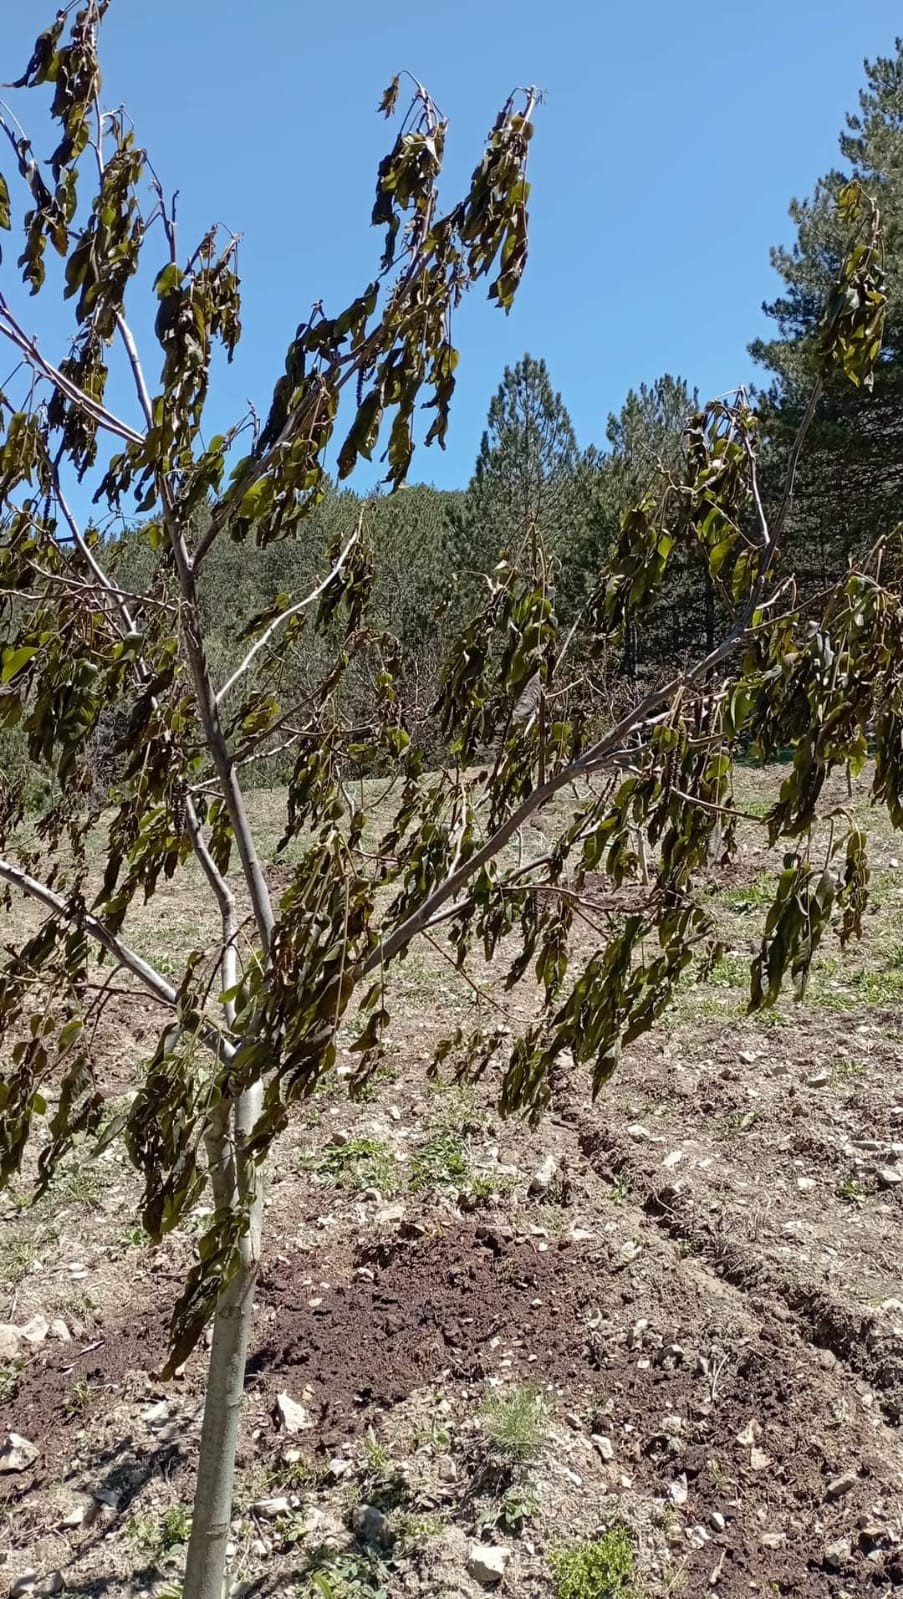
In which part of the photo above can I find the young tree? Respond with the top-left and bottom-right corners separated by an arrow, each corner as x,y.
0,9 -> 536,1596
0,16 -> 897,1599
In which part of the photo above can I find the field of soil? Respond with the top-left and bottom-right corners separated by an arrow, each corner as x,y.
1,764 -> 903,1598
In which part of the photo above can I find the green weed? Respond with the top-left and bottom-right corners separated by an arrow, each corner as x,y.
551,1525 -> 641,1599
481,1385 -> 547,1465
318,1138 -> 397,1195
409,1130 -> 470,1193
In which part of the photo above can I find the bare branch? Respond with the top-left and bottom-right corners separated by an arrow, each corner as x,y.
0,296 -> 144,446
215,513 -> 363,707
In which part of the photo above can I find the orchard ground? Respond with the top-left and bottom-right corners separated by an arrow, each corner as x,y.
1,763 -> 903,1598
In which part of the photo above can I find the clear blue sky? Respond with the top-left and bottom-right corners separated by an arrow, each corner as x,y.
4,0 -> 902,492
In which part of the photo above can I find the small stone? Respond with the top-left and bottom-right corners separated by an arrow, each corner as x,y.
735,1420 -> 760,1447
251,1496 -> 292,1519
797,1177 -> 816,1192
710,1511 -> 726,1533
761,1531 -> 786,1550
327,1456 -> 352,1480
824,1535 -> 852,1569
0,1433 -> 39,1473
352,1502 -> 391,1547
662,1149 -> 685,1169
750,1448 -> 773,1471
141,1400 -> 169,1426
18,1315 -> 49,1345
467,1544 -> 511,1586
48,1319 -> 71,1343
59,1492 -> 97,1529
876,1166 -> 903,1188
627,1123 -> 663,1143
807,1071 -> 831,1088
359,1186 -> 382,1204
11,1575 -> 62,1598
375,1203 -> 405,1226
528,1154 -> 559,1196
668,1475 -> 689,1507
591,1434 -> 615,1462
825,1470 -> 858,1501
275,1391 -> 311,1433
438,1455 -> 458,1483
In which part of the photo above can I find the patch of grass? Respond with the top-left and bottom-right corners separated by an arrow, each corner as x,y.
125,1503 -> 191,1558
298,1547 -> 390,1598
409,1130 -> 470,1193
481,1385 -> 547,1465
0,1233 -> 35,1286
551,1526 -> 641,1599
856,961 -> 903,1006
718,874 -> 776,911
708,952 -> 751,989
363,1427 -> 393,1481
832,1057 -> 867,1085
318,1138 -> 397,1195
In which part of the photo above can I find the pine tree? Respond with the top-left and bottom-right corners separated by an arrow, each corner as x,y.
751,40 -> 903,592
453,354 -> 584,578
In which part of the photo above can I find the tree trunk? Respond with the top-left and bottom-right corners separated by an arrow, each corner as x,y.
182,1083 -> 263,1599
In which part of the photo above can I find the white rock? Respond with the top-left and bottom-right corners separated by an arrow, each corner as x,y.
807,1071 -> 831,1088
528,1154 -> 559,1196
47,1319 -> 71,1343
668,1474 -> 688,1506
797,1177 -> 816,1192
627,1123 -> 663,1143
275,1391 -> 311,1433
591,1433 -> 615,1461
0,1433 -> 39,1473
662,1149 -> 685,1169
710,1510 -> 726,1532
18,1315 -> 49,1345
876,1166 -> 903,1188
251,1496 -> 292,1519
467,1544 -> 511,1586
141,1400 -> 170,1426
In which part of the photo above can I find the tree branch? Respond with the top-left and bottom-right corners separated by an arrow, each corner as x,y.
0,296 -> 144,446
215,513 -> 363,707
